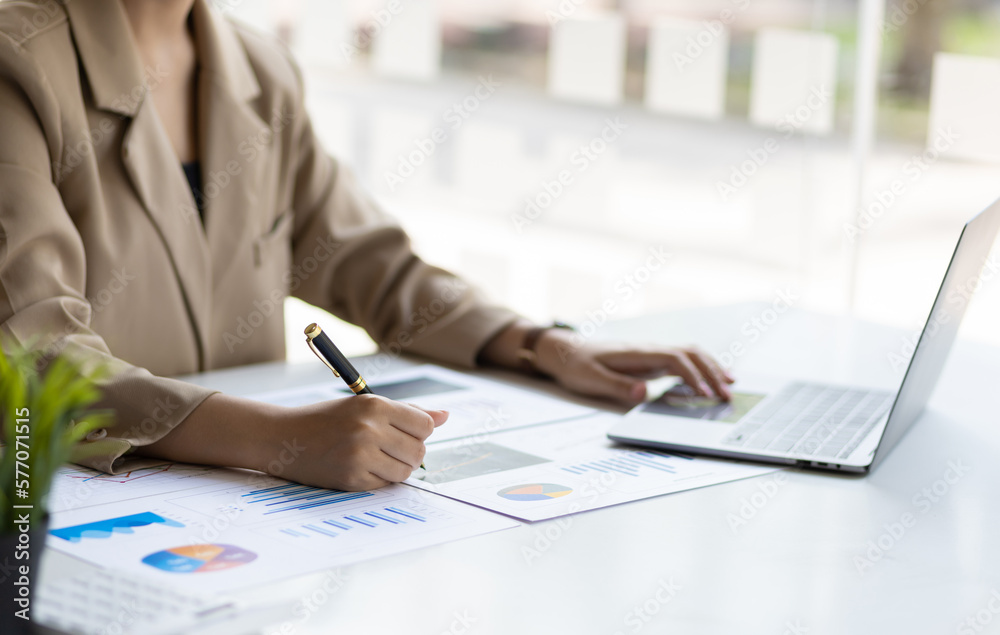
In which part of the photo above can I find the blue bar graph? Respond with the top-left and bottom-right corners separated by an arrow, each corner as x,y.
561,451 -> 683,477
278,506 -> 429,539
346,515 -> 377,528
304,523 -> 339,537
243,483 -> 374,514
323,519 -> 352,531
386,507 -> 426,522
365,511 -> 400,524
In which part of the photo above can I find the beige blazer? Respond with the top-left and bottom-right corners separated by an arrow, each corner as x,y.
0,0 -> 517,472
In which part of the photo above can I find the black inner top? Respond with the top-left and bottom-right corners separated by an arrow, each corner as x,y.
181,161 -> 204,221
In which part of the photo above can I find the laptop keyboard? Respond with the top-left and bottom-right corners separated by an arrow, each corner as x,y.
722,382 -> 894,460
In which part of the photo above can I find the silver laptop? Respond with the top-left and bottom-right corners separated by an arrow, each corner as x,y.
608,198 -> 1000,474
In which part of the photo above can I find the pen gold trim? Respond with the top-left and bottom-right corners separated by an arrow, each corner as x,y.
303,322 -> 425,470
305,335 -> 340,377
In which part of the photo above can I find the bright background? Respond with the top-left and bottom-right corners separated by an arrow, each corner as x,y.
218,0 -> 1000,362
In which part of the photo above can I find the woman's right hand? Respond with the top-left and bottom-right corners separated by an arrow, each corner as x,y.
136,392 -> 447,492
271,395 -> 448,491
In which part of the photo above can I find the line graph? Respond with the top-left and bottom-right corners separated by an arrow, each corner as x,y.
61,464 -> 199,484
50,464 -> 221,513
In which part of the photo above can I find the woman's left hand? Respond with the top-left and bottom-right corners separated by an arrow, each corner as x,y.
479,320 -> 735,406
532,329 -> 735,405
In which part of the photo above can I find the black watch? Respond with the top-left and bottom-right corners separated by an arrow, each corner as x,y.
515,321 -> 574,375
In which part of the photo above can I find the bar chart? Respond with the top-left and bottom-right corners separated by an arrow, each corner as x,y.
51,466 -> 517,594
242,483 -> 375,515
278,505 -> 429,539
169,479 -> 393,526
259,498 -> 460,548
560,450 -> 692,478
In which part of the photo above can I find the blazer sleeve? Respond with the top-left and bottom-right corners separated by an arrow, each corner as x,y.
282,66 -> 521,368
0,37 -> 216,474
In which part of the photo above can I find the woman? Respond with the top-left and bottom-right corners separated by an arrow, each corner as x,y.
0,0 -> 732,491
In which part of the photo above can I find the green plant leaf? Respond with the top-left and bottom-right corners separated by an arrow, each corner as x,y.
0,344 -> 114,531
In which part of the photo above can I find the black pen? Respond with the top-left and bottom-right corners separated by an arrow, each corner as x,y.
304,323 -> 372,394
304,323 -> 426,471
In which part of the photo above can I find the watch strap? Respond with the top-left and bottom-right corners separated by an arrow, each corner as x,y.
516,322 -> 573,375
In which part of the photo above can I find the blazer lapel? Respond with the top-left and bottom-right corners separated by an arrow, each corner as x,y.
192,1 -> 271,292
64,0 -> 213,368
121,104 -> 213,363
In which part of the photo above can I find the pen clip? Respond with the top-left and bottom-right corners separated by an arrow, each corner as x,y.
306,337 -> 340,377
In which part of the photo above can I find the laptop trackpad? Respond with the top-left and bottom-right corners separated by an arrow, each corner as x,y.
627,385 -> 768,442
641,384 -> 766,421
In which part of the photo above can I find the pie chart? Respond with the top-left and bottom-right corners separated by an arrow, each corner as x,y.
142,544 -> 257,573
497,483 -> 573,502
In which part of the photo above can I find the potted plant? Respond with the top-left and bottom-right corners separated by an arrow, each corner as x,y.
1,344 -> 112,634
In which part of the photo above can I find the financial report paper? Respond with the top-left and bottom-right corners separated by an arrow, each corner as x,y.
46,365 -> 777,592
250,364 -> 596,444
407,414 -> 779,522
47,466 -> 517,594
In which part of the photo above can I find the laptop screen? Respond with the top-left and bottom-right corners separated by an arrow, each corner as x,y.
870,199 -> 1000,469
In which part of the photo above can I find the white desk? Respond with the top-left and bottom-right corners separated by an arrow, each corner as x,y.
42,304 -> 1000,634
